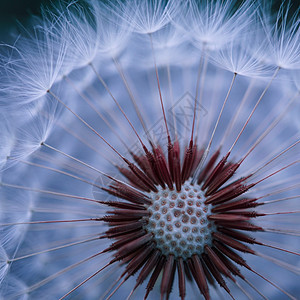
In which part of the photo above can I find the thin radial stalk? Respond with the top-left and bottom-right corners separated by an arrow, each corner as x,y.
166,63 -> 177,136
1,218 -> 100,226
30,207 -> 100,216
205,72 -> 237,153
148,33 -> 170,141
112,56 -> 152,142
235,281 -> 252,300
255,239 -> 300,256
259,211 -> 300,216
228,67 -> 281,153
195,54 -> 209,142
251,177 -> 300,195
47,90 -> 126,160
240,94 -> 299,164
64,75 -> 130,150
192,72 -> 237,184
8,236 -> 100,262
54,120 -> 117,166
24,251 -> 104,294
41,143 -> 137,192
106,276 -> 128,300
220,78 -> 255,146
239,92 -> 297,155
263,228 -> 300,236
191,52 -> 205,141
89,62 -> 147,149
42,142 -> 106,176
262,195 -> 300,205
59,261 -> 113,300
254,160 -> 300,186
249,268 -> 297,300
255,251 -> 300,274
15,159 -> 102,190
0,182 -> 100,204
251,140 -> 300,175
200,66 -> 223,144
47,90 -> 152,189
243,278 -> 268,300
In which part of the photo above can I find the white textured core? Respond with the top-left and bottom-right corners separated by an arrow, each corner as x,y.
144,179 -> 216,259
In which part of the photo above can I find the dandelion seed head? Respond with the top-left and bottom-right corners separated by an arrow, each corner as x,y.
259,2 -> 300,69
54,1 -> 100,70
0,0 -> 299,299
0,26 -> 67,104
178,0 -> 255,51
116,0 -> 180,34
208,35 -> 275,78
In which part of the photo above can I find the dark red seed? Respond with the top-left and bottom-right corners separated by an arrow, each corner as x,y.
197,149 -> 220,184
202,153 -> 230,191
177,258 -> 186,300
213,232 -> 255,254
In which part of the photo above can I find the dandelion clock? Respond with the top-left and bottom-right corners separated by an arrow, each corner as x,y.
0,1 -> 299,299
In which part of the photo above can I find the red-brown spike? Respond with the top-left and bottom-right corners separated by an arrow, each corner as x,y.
213,247 -> 245,279
161,254 -> 175,298
114,233 -> 153,260
204,245 -> 235,281
208,214 -> 250,222
145,146 -> 166,188
189,255 -> 210,300
168,140 -> 175,181
104,221 -> 145,238
205,180 -> 255,205
122,244 -> 155,277
219,227 -> 258,244
213,232 -> 256,254
173,139 -> 182,191
133,250 -> 161,292
105,220 -> 146,234
184,143 -> 199,181
225,210 -> 262,218
202,152 -> 230,191
166,258 -> 177,300
131,152 -> 158,185
120,243 -> 148,265
117,166 -> 151,192
154,146 -> 173,189
191,148 -> 204,175
97,200 -> 146,211
107,209 -> 149,218
127,162 -> 158,192
181,140 -> 194,182
201,257 -> 216,287
100,214 -> 142,222
206,162 -> 240,196
102,230 -> 145,253
197,149 -> 221,184
183,260 -> 193,282
105,183 -> 152,205
177,258 -> 186,300
213,240 -> 251,269
202,253 -> 232,295
216,221 -> 263,232
212,198 -> 259,213
145,256 -> 166,300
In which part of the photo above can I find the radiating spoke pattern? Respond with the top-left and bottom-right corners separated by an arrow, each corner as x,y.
0,0 -> 299,299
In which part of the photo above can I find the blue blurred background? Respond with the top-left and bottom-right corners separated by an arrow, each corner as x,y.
0,0 -> 54,39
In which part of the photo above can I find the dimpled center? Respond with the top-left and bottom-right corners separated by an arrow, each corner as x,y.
145,179 -> 216,260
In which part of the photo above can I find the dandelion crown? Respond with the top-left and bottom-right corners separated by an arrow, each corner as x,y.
0,1 -> 299,300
